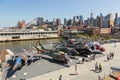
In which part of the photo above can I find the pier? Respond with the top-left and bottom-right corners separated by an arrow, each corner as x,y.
0,29 -> 58,42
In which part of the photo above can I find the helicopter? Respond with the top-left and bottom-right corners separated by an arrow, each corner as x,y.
85,41 -> 106,54
34,41 -> 71,63
65,38 -> 106,55
64,39 -> 93,57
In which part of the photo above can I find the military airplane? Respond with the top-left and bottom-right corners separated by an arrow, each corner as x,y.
8,48 -> 42,73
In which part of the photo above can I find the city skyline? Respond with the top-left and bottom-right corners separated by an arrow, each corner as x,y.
0,0 -> 120,27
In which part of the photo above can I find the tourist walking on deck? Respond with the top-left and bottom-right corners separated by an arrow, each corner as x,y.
110,53 -> 112,59
107,54 -> 110,61
75,64 -> 78,74
110,52 -> 114,59
95,62 -> 98,72
99,63 -> 102,72
59,75 -> 62,80
82,57 -> 85,63
111,52 -> 114,59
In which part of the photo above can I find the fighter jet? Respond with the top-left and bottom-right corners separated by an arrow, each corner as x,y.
12,56 -> 24,71
10,48 -> 42,72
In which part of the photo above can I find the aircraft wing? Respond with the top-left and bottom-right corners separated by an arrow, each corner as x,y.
15,49 -> 41,61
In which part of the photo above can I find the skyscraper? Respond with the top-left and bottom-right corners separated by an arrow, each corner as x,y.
64,18 -> 67,26
100,13 -> 103,17
53,18 -> 56,25
79,15 -> 83,27
84,18 -> 90,26
90,13 -> 93,18
56,18 -> 61,26
73,15 -> 83,26
115,13 -> 118,18
67,19 -> 73,26
73,16 -> 76,25
37,17 -> 44,26
114,13 -> 120,27
96,15 -> 99,27
79,15 -> 83,21
97,16 -> 103,28
102,13 -> 114,28
90,13 -> 94,27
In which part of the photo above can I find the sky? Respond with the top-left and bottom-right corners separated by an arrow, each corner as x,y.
0,0 -> 120,27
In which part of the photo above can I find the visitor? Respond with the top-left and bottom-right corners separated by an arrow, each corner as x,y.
75,64 -> 78,74
82,57 -> 85,63
95,62 -> 98,72
99,63 -> 102,72
107,54 -> 110,61
59,75 -> 62,80
111,53 -> 114,59
110,53 -> 112,59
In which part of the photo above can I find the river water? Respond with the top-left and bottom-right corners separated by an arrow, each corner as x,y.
0,39 -> 61,53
